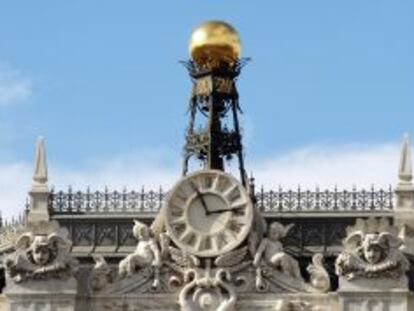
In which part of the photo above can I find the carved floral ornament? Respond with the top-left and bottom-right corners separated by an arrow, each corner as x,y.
4,221 -> 78,283
335,217 -> 409,281
179,268 -> 236,311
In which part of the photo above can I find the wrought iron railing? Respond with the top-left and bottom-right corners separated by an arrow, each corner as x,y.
48,186 -> 394,215
254,186 -> 393,212
48,187 -> 166,214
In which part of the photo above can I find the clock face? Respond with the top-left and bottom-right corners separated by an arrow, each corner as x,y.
164,170 -> 253,257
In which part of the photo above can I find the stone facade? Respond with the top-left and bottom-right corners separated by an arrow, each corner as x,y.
1,162 -> 414,311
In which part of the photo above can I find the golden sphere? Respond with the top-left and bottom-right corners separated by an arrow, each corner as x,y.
189,21 -> 241,68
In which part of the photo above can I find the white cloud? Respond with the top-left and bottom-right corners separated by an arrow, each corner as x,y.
0,65 -> 32,106
250,143 -> 400,189
51,152 -> 178,190
0,162 -> 31,221
0,142 -> 405,221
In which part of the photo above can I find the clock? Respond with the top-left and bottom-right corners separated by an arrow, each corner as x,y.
164,170 -> 253,257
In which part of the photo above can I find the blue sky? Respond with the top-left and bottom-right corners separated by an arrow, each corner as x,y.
0,1 -> 413,218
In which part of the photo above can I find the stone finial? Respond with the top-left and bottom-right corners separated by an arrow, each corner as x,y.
395,134 -> 414,211
398,134 -> 412,185
32,136 -> 48,192
28,137 -> 50,223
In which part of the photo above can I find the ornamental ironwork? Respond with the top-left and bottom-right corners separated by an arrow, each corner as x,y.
47,186 -> 393,215
255,186 -> 394,213
48,187 -> 166,214
182,59 -> 248,186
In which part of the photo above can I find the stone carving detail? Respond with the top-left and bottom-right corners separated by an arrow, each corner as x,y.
166,244 -> 251,293
4,221 -> 77,283
248,221 -> 330,294
168,245 -> 201,286
118,220 -> 161,287
335,217 -> 409,280
275,300 -> 322,311
253,222 -> 302,283
0,217 -> 26,250
89,254 -> 113,292
179,268 -> 236,311
307,254 -> 331,293
88,217 -> 331,299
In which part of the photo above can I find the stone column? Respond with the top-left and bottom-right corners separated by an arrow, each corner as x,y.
5,278 -> 78,311
337,279 -> 410,311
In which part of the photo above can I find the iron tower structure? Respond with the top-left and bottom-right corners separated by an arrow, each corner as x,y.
182,59 -> 249,186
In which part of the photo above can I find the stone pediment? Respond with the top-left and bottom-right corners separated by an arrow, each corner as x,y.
91,265 -> 322,297
84,217 -> 332,311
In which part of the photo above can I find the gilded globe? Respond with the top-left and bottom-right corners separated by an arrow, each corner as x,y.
189,21 -> 241,69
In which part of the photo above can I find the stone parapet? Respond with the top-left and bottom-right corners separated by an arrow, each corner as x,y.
4,278 -> 77,311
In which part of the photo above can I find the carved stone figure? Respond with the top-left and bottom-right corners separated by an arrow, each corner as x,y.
307,254 -> 331,293
4,221 -> 77,283
335,218 -> 409,281
89,254 -> 113,292
118,220 -> 161,286
253,222 -> 302,280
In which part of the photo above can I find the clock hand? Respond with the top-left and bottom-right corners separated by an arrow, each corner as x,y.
208,206 -> 245,214
189,181 -> 211,215
198,194 -> 211,215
